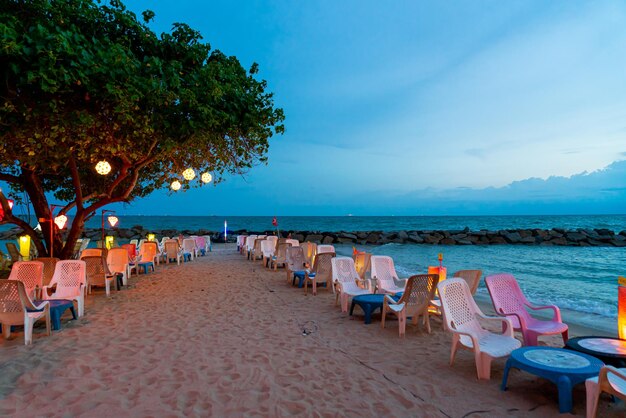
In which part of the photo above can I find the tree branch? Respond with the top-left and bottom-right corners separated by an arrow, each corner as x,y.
68,154 -> 84,211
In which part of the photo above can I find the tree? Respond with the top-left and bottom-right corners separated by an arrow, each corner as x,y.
0,0 -> 284,258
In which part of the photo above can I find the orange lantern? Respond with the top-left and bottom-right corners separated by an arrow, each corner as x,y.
617,277 -> 626,340
428,265 -> 447,283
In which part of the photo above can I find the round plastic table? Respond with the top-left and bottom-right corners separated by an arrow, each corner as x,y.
565,336 -> 626,367
350,294 -> 401,324
501,346 -> 604,413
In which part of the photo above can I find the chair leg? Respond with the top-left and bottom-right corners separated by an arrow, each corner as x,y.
45,306 -> 51,337
312,281 -> 317,296
2,321 -> 11,339
381,305 -> 386,329
341,294 -> 349,313
450,334 -> 460,366
523,331 -> 539,346
24,316 -> 34,345
476,352 -> 493,380
424,312 -> 431,334
399,312 -> 406,337
585,378 -> 600,418
304,279 -> 308,295
562,329 -> 569,344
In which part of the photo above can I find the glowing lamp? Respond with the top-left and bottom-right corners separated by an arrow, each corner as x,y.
19,235 -> 31,260
171,180 -> 181,191
108,215 -> 119,228
95,160 -> 112,175
619,276 -> 626,340
201,172 -> 212,183
147,233 -> 156,242
428,265 -> 447,284
105,235 -> 115,250
7,199 -> 13,210
54,214 -> 68,229
182,168 -> 196,181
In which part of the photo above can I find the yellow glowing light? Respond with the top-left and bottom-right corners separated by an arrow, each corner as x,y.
619,277 -> 626,340
95,160 -> 112,175
54,214 -> 68,229
171,180 -> 181,191
147,233 -> 156,242
19,235 -> 31,260
182,168 -> 196,181
201,172 -> 213,183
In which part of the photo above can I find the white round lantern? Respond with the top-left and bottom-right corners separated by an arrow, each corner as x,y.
170,180 -> 182,191
182,168 -> 196,181
95,160 -> 111,175
201,172 -> 212,183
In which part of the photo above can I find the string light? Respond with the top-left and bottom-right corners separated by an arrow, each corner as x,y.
182,168 -> 196,180
95,160 -> 111,175
201,172 -> 212,183
171,180 -> 181,191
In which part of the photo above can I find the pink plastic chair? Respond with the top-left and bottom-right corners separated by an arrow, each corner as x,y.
194,236 -> 206,256
8,261 -> 44,299
485,273 -> 568,346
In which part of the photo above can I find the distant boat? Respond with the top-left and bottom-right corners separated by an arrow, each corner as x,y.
347,214 -> 353,217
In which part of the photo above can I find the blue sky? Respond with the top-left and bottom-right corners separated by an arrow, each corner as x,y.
120,1 -> 625,214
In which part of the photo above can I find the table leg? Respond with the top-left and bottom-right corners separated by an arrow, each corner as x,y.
349,300 -> 356,316
50,309 -> 61,331
363,304 -> 373,324
557,375 -> 573,413
69,306 -> 77,320
501,358 -> 513,391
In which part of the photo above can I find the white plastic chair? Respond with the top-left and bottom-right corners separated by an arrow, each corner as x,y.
245,235 -> 258,260
317,244 -> 335,254
285,246 -> 306,284
43,260 -> 86,317
586,366 -> 626,418
237,235 -> 247,253
0,280 -> 51,345
107,248 -> 129,286
9,261 -> 44,299
182,238 -> 198,261
331,257 -> 371,312
381,274 -> 439,336
285,239 -> 299,247
162,239 -> 181,265
261,240 -> 275,268
438,278 -> 521,380
202,235 -> 212,253
371,255 -> 405,295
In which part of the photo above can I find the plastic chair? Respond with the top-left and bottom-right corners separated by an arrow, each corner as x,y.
371,255 -> 405,295
237,235 -> 247,253
271,242 -> 291,270
261,240 -> 275,267
81,248 -> 106,258
381,274 -> 439,336
304,252 -> 334,296
331,257 -> 372,312
585,366 -> 626,418
251,238 -> 265,262
193,236 -> 206,256
0,280 -> 51,345
285,239 -> 299,247
182,238 -> 198,261
317,244 -> 334,254
137,242 -> 157,273
43,260 -> 86,317
202,235 -> 212,253
162,240 -> 181,265
37,257 -> 59,287
143,241 -> 161,265
245,235 -> 258,260
285,246 -> 306,284
453,270 -> 482,295
82,255 -> 114,296
107,248 -> 129,286
485,273 -> 568,346
8,261 -> 44,299
438,278 -> 521,380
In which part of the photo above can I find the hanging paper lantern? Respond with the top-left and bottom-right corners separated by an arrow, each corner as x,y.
201,172 -> 212,183
95,160 -> 112,175
19,235 -> 31,260
171,180 -> 181,191
182,168 -> 196,181
54,214 -> 68,229
108,215 -> 119,227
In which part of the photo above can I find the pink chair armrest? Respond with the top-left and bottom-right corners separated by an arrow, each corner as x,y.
526,303 -> 561,321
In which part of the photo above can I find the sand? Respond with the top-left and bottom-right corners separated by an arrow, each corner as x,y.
0,244 -> 624,417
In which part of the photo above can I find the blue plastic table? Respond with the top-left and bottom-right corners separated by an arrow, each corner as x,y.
293,270 -> 313,288
501,346 -> 604,413
137,261 -> 154,273
350,294 -> 401,324
32,299 -> 77,330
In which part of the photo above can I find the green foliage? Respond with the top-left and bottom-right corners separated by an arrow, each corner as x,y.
0,0 -> 284,201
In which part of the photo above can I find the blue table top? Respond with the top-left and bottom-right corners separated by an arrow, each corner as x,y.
353,293 -> 402,304
510,346 -> 603,375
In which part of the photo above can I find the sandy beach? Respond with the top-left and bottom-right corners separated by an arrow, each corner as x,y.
0,244 -> 623,417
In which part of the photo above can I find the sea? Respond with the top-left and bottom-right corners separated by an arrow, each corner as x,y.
3,214 -> 625,334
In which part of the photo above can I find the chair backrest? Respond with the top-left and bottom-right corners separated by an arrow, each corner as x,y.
317,244 -> 335,254
82,256 -> 109,287
300,242 -> 317,265
121,244 -> 136,261
285,239 -> 299,247
202,235 -> 211,248
312,252 -> 335,284
8,261 -> 44,298
107,248 -> 129,274
257,235 -> 267,239
371,256 -> 399,290
261,240 -> 275,257
82,248 -> 105,258
49,260 -> 86,297
137,239 -> 146,249
453,270 -> 482,295
353,251 -> 372,279
237,235 -> 247,247
164,240 -> 180,257
6,242 -> 21,262
274,242 -> 291,263
484,273 -> 532,327
399,274 -> 439,315
331,257 -> 363,293
266,236 -> 278,247
36,257 -> 59,286
246,235 -> 258,250
437,278 -> 486,336
139,242 -> 158,262
285,246 -> 305,271
253,238 -> 265,255
194,236 -> 206,250
0,280 -> 37,317
182,238 -> 196,253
